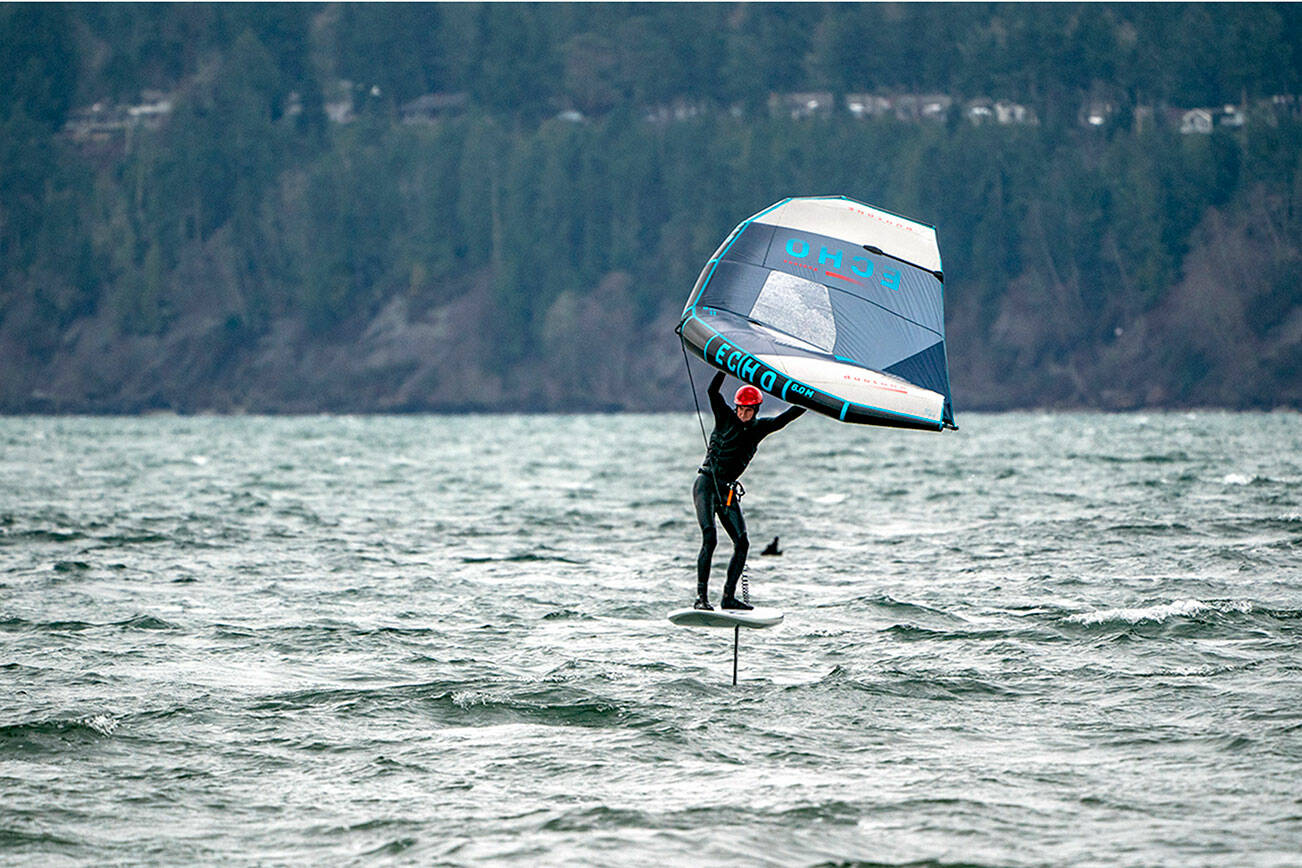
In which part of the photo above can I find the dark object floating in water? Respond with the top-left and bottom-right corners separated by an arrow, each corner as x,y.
761,536 -> 782,556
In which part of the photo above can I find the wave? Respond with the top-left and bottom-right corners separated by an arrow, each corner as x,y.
117,614 -> 179,630
541,608 -> 593,621
830,594 -> 959,619
540,806 -> 658,833
0,714 -> 118,739
808,857 -> 1017,868
883,623 -> 1062,644
0,828 -> 85,851
539,799 -> 863,834
1066,599 -> 1252,627
356,836 -> 419,858
0,528 -> 86,544
248,679 -> 638,728
249,681 -> 463,713
255,623 -> 441,640
0,714 -> 119,757
0,614 -> 178,633
1250,514 -> 1302,531
1,616 -> 94,633
808,664 -> 1022,700
445,685 -> 630,726
94,532 -> 171,545
1085,450 -> 1191,465
1104,520 -> 1193,535
459,552 -> 583,564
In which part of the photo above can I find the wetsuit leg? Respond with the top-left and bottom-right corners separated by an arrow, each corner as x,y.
718,496 -> 749,600
692,475 -> 717,598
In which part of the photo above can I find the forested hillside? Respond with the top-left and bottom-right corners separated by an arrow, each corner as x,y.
2,3 -> 1300,413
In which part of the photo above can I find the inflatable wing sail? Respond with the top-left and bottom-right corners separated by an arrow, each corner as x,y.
678,196 -> 956,431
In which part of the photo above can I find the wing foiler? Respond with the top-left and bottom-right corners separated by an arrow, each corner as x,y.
678,196 -> 956,432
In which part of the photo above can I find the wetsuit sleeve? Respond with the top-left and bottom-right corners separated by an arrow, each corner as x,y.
755,406 -> 805,438
707,371 -> 730,424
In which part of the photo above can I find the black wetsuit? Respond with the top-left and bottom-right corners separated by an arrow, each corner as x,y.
694,372 -> 804,604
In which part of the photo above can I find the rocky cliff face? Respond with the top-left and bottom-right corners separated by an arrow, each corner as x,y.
943,187 -> 1302,412
1,268 -> 691,414
2,190 -> 1298,416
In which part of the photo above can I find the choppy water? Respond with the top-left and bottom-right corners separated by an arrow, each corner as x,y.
2,412 -> 1300,866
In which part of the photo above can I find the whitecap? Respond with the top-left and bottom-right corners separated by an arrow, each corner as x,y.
189,455 -> 209,466
1221,473 -> 1252,486
1067,599 -> 1252,626
451,690 -> 505,709
81,713 -> 118,736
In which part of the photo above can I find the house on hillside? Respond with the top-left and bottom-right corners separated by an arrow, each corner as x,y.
1218,104 -> 1245,128
963,97 -> 1035,126
64,103 -> 130,142
893,93 -> 952,122
126,91 -> 173,129
1081,100 -> 1117,128
846,93 -> 891,119
772,92 -> 834,119
644,100 -> 706,124
64,91 -> 175,154
995,100 -> 1036,125
1180,108 -> 1213,134
965,99 -> 994,125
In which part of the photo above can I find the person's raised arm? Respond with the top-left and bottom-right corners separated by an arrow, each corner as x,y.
707,371 -> 730,422
756,405 -> 806,437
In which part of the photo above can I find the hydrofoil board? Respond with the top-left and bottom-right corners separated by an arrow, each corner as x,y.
667,606 -> 783,629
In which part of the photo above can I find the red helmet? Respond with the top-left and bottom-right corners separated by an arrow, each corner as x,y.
734,385 -> 764,407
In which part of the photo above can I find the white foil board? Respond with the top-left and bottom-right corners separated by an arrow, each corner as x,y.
667,606 -> 784,629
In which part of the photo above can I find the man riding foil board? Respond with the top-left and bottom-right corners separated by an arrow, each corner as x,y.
693,371 -> 804,611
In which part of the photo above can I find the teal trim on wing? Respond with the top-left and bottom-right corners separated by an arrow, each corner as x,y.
685,198 -> 791,319
683,313 -> 941,428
